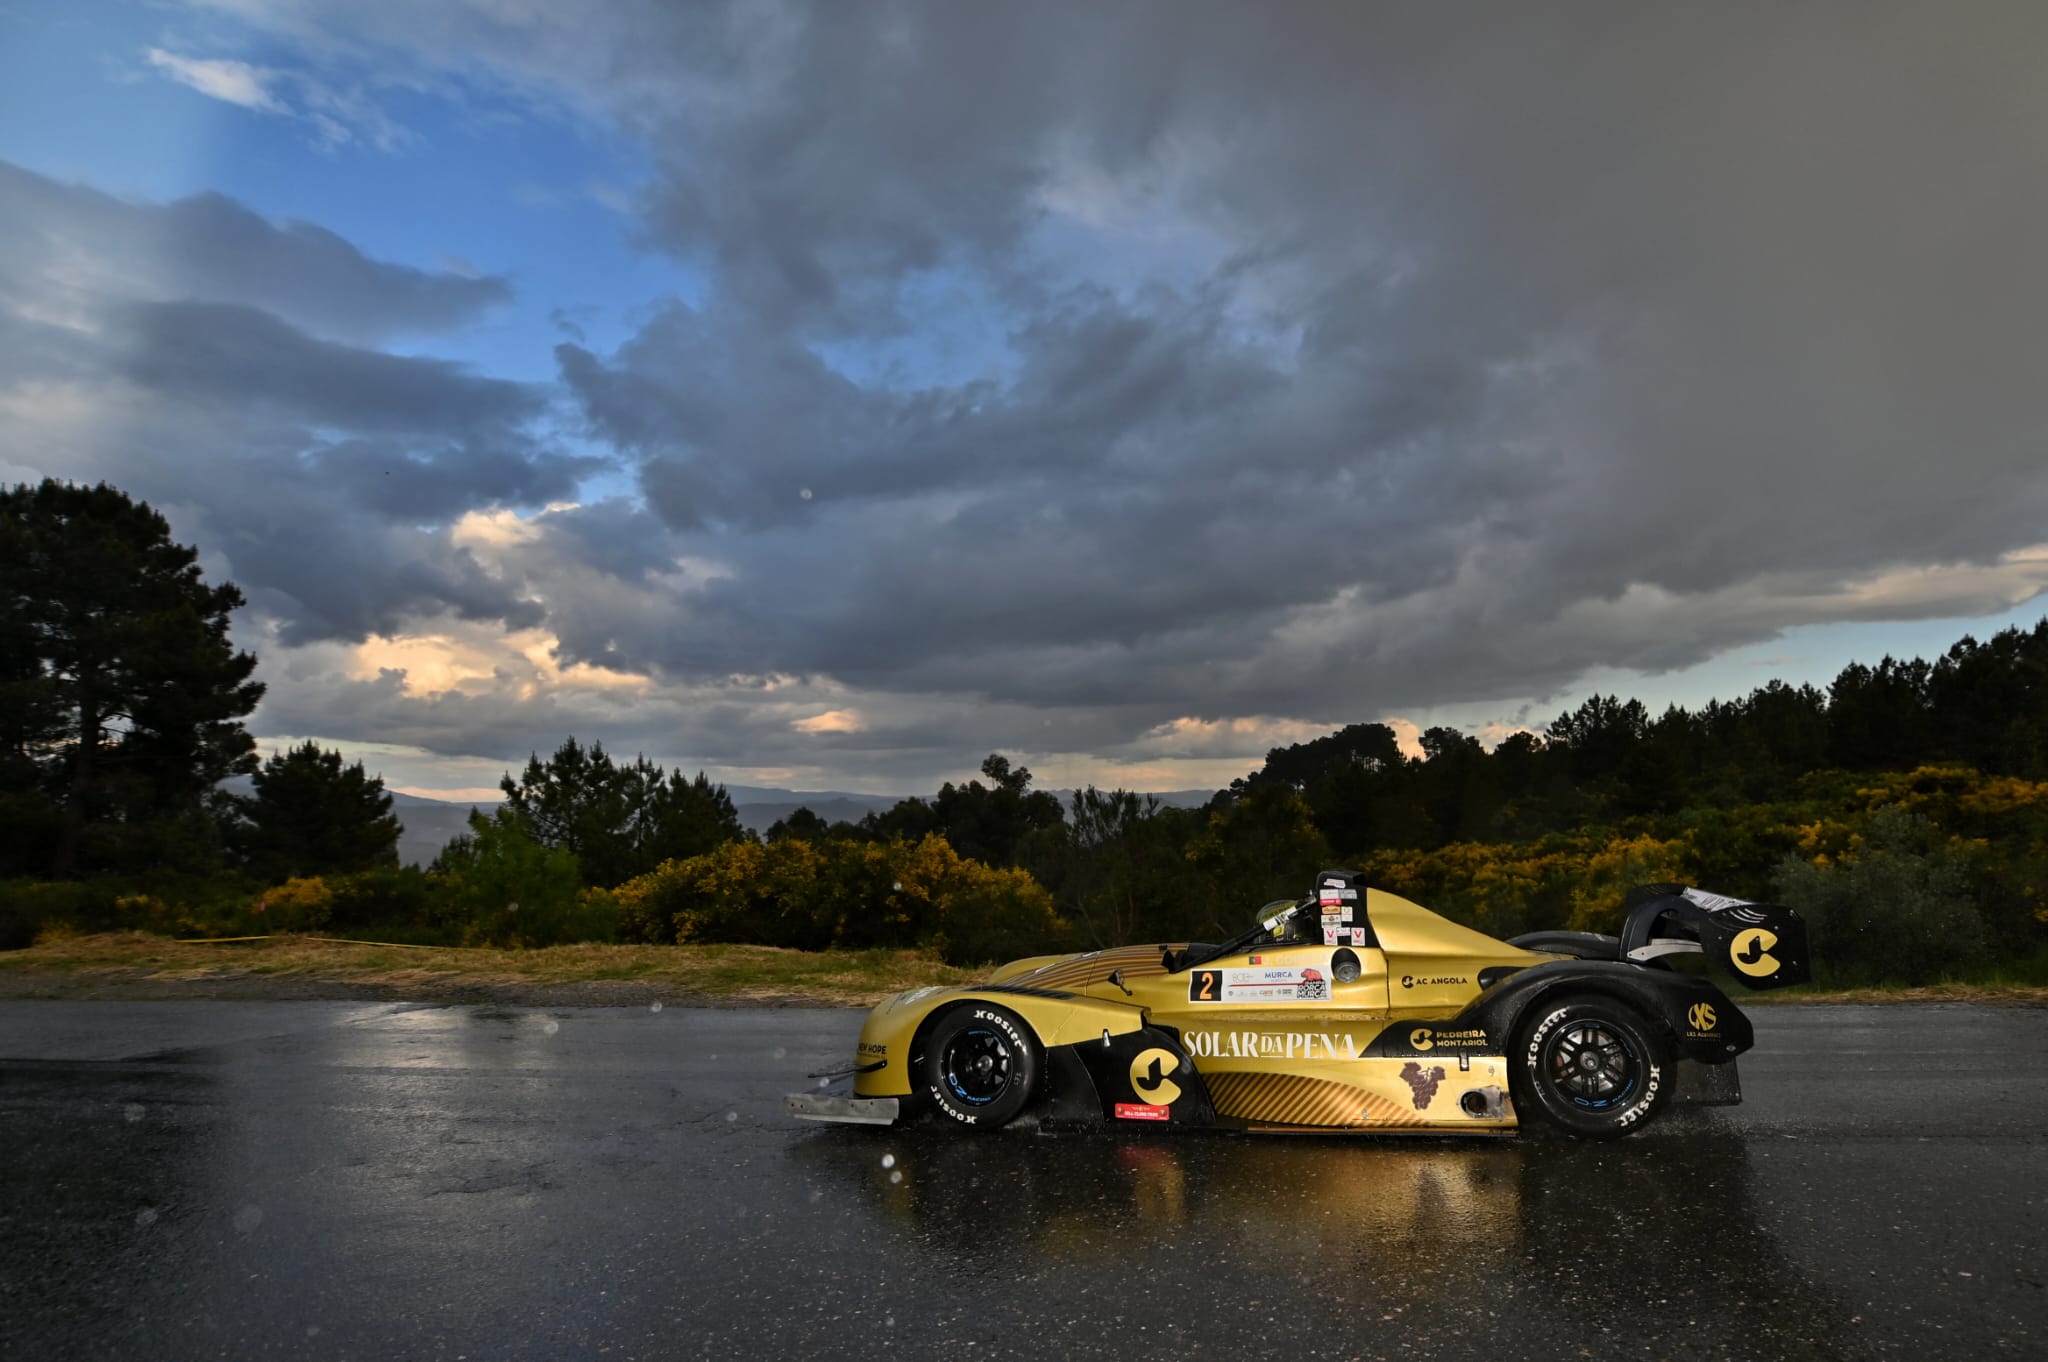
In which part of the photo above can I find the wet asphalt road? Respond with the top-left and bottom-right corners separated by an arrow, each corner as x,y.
2,1002 -> 2043,1362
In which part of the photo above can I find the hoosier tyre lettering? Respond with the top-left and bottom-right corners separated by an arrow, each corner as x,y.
1510,994 -> 1672,1140
920,1004 -> 1041,1130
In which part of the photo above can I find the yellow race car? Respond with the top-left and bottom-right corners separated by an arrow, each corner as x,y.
787,870 -> 1809,1140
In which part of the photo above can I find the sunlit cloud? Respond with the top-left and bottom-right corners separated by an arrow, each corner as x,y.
450,507 -> 547,551
1384,719 -> 1424,762
349,625 -> 654,700
793,709 -> 865,734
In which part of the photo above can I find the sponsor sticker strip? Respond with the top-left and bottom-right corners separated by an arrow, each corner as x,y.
1189,965 -> 1330,1002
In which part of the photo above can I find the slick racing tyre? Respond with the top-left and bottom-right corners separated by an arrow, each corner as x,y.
920,1004 -> 1040,1129
1511,994 -> 1672,1140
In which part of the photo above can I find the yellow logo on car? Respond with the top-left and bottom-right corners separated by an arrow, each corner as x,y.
1130,1048 -> 1182,1105
1688,1003 -> 1717,1031
1410,1028 -> 1435,1052
1731,928 -> 1780,977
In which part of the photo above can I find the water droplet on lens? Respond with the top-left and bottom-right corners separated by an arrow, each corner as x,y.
773,1046 -> 786,1059
233,1205 -> 263,1233
649,1001 -> 663,1013
542,1019 -> 560,1036
886,1316 -> 896,1327
891,882 -> 902,892
888,1170 -> 903,1185
306,1325 -> 320,1338
725,1111 -> 738,1123
799,487 -> 814,500
124,1103 -> 145,1123
880,1153 -> 896,1169
134,1207 -> 158,1227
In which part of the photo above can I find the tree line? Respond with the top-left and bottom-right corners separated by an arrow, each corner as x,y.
5,478 -> 2047,982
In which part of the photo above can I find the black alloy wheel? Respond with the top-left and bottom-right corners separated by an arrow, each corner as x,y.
919,1004 -> 1040,1129
1550,1019 -> 1635,1103
1510,994 -> 1673,1139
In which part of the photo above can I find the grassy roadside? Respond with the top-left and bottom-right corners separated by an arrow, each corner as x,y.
0,932 -> 987,1007
1,931 -> 2043,1007
1748,981 -> 2048,1005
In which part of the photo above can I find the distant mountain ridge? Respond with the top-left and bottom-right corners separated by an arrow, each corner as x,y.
385,791 -> 496,868
383,784 -> 1219,867
230,778 -> 1218,868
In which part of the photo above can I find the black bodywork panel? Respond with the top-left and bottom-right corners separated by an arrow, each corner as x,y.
1041,1025 -> 1215,1127
1368,960 -> 1753,1065
1508,930 -> 1623,960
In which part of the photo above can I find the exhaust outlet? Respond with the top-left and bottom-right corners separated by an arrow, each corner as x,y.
1460,1085 -> 1505,1118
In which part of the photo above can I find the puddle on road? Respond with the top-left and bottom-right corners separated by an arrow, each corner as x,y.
789,1120 -> 1857,1350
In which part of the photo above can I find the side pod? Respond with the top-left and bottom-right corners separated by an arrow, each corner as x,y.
1451,960 -> 1753,1065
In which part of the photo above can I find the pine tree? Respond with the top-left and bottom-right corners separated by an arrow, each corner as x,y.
0,480 -> 262,876
235,741 -> 401,880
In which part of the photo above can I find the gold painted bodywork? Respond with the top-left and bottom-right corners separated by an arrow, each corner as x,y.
855,889 -> 1556,1132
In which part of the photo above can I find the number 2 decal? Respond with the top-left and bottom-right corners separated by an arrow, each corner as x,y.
1189,969 -> 1222,1002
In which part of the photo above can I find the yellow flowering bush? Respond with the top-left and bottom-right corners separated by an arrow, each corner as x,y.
253,876 -> 334,933
614,832 -> 1065,964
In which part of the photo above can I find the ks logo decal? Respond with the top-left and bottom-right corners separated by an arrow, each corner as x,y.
1687,1002 -> 1717,1031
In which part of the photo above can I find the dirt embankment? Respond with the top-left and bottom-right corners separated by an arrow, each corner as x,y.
3,932 -> 2043,1007
0,933 -> 985,1008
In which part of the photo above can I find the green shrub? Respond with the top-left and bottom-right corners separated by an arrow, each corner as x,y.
0,880 -> 118,949
323,866 -> 440,938
431,812 -> 586,946
1772,805 -> 1987,985
0,875 -> 262,945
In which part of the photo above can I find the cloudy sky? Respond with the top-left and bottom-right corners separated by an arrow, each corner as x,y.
6,1 -> 2048,799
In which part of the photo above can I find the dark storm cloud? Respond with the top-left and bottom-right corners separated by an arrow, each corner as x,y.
530,499 -> 689,583
231,518 -> 546,645
559,284 -> 1288,532
527,0 -> 2048,730
0,165 -> 592,648
113,300 -> 541,434
20,4 -> 2048,784
0,160 -> 509,343
630,7 -> 1092,332
312,439 -> 599,522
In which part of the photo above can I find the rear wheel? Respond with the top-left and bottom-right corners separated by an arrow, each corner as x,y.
1510,994 -> 1672,1140
920,1004 -> 1040,1129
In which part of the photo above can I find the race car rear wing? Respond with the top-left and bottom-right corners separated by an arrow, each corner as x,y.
1621,886 -> 1811,989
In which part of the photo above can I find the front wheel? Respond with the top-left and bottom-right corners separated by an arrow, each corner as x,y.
1510,994 -> 1672,1140
919,1004 -> 1040,1129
